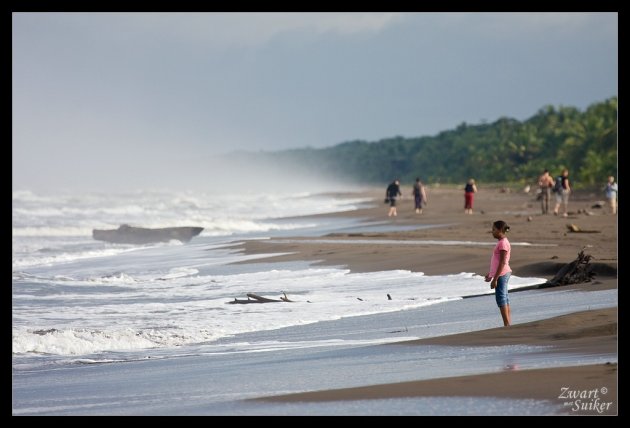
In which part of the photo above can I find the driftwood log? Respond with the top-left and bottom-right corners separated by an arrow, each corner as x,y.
227,292 -> 293,304
539,249 -> 595,288
566,223 -> 600,233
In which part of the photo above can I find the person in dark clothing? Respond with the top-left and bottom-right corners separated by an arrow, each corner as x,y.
553,169 -> 571,217
386,179 -> 402,217
412,177 -> 428,214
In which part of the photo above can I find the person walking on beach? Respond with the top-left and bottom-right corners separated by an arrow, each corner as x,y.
537,169 -> 554,214
553,169 -> 571,217
464,179 -> 477,214
412,178 -> 427,214
386,179 -> 402,217
605,175 -> 618,215
484,220 -> 512,327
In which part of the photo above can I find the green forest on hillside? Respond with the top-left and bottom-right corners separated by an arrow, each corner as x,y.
266,97 -> 617,188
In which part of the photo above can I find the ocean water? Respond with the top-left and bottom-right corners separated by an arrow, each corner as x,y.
12,189 -> 548,370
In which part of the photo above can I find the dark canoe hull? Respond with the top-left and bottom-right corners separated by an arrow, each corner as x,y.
92,225 -> 204,244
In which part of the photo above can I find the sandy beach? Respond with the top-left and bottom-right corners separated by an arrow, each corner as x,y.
241,185 -> 618,415
239,186 -> 617,282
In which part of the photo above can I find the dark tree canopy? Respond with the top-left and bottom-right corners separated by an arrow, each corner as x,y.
250,97 -> 617,189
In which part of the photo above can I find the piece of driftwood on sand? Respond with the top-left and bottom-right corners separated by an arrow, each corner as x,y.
566,223 -> 601,233
539,249 -> 596,288
227,293 -> 293,304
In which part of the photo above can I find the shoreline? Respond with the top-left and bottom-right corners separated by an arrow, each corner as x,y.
241,186 -> 617,414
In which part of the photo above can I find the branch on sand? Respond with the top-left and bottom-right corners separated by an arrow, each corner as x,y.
539,249 -> 596,288
227,292 -> 293,304
566,223 -> 601,233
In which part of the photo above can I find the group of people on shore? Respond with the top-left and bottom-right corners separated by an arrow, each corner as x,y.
485,171 -> 617,328
537,168 -> 571,217
538,169 -> 617,216
385,178 -> 428,217
385,172 -> 615,329
385,177 -> 477,216
387,171 -> 617,218
385,178 -> 512,326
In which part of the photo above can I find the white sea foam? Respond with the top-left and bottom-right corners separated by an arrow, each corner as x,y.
12,265 -> 545,356
12,246 -> 143,269
12,189 -> 369,248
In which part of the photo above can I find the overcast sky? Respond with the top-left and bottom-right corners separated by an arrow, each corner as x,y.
12,12 -> 617,192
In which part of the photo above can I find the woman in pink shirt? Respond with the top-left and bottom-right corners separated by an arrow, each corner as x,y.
484,220 -> 512,326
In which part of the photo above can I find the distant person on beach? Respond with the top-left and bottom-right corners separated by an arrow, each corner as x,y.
553,169 -> 571,217
412,178 -> 428,214
385,179 -> 402,217
605,175 -> 618,215
464,179 -> 477,214
484,220 -> 512,327
537,169 -> 554,214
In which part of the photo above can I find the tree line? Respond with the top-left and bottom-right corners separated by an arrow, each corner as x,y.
252,97 -> 617,189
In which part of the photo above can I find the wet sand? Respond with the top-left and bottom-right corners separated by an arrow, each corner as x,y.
259,362 -> 617,416
256,307 -> 617,415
